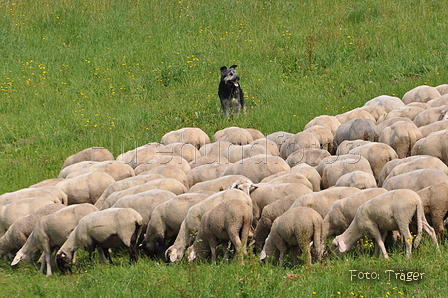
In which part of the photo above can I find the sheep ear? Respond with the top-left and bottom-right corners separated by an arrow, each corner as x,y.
338,240 -> 347,253
260,250 -> 267,260
169,249 -> 178,262
11,252 -> 24,266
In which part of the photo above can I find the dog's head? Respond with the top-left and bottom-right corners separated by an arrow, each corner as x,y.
220,65 -> 240,88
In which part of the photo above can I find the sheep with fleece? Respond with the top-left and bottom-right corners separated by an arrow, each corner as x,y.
61,147 -> 114,169
382,156 -> 448,184
291,164 -> 321,192
413,105 -> 448,127
377,105 -> 425,122
304,115 -> 341,135
379,121 -> 422,159
334,171 -> 377,189
190,155 -> 230,169
382,169 -> 448,192
320,155 -> 373,189
260,207 -> 323,267
321,188 -> 388,242
402,85 -> 441,104
157,142 -> 201,163
265,131 -> 293,151
245,128 -> 265,141
198,140 -> 232,157
143,192 -> 214,258
250,138 -> 280,156
331,189 -> 439,258
65,161 -> 135,181
436,84 -> 448,95
260,172 -> 313,190
29,178 -> 65,188
376,117 -> 414,133
222,154 -> 290,183
0,197 -> 61,237
188,199 -> 253,264
165,185 -> 253,262
142,165 -> 189,189
115,143 -> 160,169
188,175 -> 254,193
213,127 -> 254,145
411,130 -> 448,166
134,155 -> 191,175
303,125 -> 334,153
58,160 -> 100,178
427,93 -> 448,107
364,95 -> 404,113
333,118 -> 379,149
417,184 -> 448,239
0,203 -> 65,259
334,140 -> 372,156
186,163 -> 231,188
335,108 -> 376,125
220,143 -> 271,163
419,120 -> 448,138
289,187 -> 360,219
55,172 -> 115,205
160,127 -> 210,149
0,186 -> 67,206
11,203 -> 99,276
250,183 -> 313,226
279,131 -> 320,159
285,148 -> 331,168
97,183 -> 159,210
56,208 -> 143,274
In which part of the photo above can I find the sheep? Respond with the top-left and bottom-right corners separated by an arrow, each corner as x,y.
413,105 -> 448,127
143,192 -> 214,258
279,132 -> 320,159
61,147 -> 114,169
260,207 -> 323,267
189,155 -> 230,169
417,183 -> 448,238
29,178 -> 65,188
285,148 -> 331,168
334,171 -> 377,189
11,203 -> 99,276
58,160 -> 100,178
289,187 -> 360,219
115,143 -> 160,169
315,154 -> 364,177
304,115 -> 341,135
55,208 -> 143,274
379,121 -> 422,159
427,93 -> 448,107
186,163 -> 231,188
358,105 -> 387,123
251,195 -> 298,252
335,108 -> 376,125
0,197 -> 60,237
334,140 -> 372,156
419,120 -> 448,138
321,188 -> 388,242
436,84 -> 448,96
250,183 -> 313,226
245,128 -> 265,141
213,127 -> 254,145
198,141 -> 232,157
303,125 -> 334,153
157,142 -> 201,163
291,163 -> 322,192
364,95 -> 404,113
65,161 -> 135,181
160,127 -> 210,149
320,155 -> 373,189
402,85 -> 441,105
376,117 -> 414,133
141,165 -> 189,188
188,175 -> 254,193
165,187 -> 253,262
411,130 -> 448,166
222,154 -> 291,183
382,156 -> 448,184
0,186 -> 67,206
331,189 -> 439,258
265,131 -> 294,151
250,138 -> 280,156
0,203 -> 66,259
260,172 -> 313,190
134,155 -> 191,175
220,143 -> 271,163
382,169 -> 448,192
377,155 -> 433,187
333,118 -> 379,149
378,105 -> 424,122
188,199 -> 253,264
55,172 -> 115,205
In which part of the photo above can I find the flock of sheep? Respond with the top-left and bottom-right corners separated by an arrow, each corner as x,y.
1,84 -> 448,276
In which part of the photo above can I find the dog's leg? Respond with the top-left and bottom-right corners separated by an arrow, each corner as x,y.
221,100 -> 228,118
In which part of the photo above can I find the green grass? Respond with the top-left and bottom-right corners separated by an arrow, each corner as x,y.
1,0 -> 448,296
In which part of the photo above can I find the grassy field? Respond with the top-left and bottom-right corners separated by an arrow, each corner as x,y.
1,0 -> 448,296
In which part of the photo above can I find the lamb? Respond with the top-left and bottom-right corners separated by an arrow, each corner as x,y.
331,189 -> 439,258
0,197 -> 61,237
333,118 -> 379,149
0,186 -> 67,206
11,203 -> 99,276
165,187 -> 253,262
56,208 -> 143,274
321,188 -> 388,242
0,203 -> 66,258
143,192 -> 213,258
416,183 -> 448,239
188,199 -> 253,264
61,147 -> 114,169
260,207 -> 323,266
160,127 -> 210,149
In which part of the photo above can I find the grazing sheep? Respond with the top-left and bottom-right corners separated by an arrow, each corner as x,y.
245,128 -> 265,141
304,115 -> 341,135
291,164 -> 322,192
189,155 -> 230,169
331,189 -> 439,258
142,165 -> 189,188
161,127 -> 210,149
250,183 -> 313,226
220,144 -> 271,163
222,154 -> 291,183
427,93 -> 448,107
0,186 -> 67,206
419,120 -> 448,138
303,125 -> 335,153
188,199 -> 253,264
379,121 -> 422,159
377,155 -> 432,187
186,163 -> 231,188
378,105 -> 424,122
11,204 -> 99,276
376,117 -> 414,133
279,132 -> 320,159
98,183 -> 160,210
320,155 -> 373,189
265,131 -> 294,151
285,148 -> 331,168
382,156 -> 448,184
402,85 -> 441,104
56,208 -> 143,274
334,171 -> 377,189
65,161 -> 135,181
157,142 -> 201,163
0,197 -> 60,237
358,105 -> 387,123
335,108 -> 376,125
0,203 -> 65,258
335,140 -> 372,156
382,169 -> 448,192
250,138 -> 280,156
58,161 -> 100,178
411,130 -> 448,166
333,118 -> 379,149
416,183 -> 448,239
213,127 -> 254,145
143,192 -> 213,258
115,143 -> 160,169
29,178 -> 65,188
290,187 -> 360,219
260,172 -> 313,190
61,147 -> 114,169
315,154 -> 364,177
56,172 -> 115,205
134,155 -> 191,175
188,175 -> 253,193
413,105 -> 448,127
165,188 -> 253,262
436,84 -> 448,96
364,95 -> 404,113
198,141 -> 232,157
321,188 -> 388,242
260,207 -> 323,266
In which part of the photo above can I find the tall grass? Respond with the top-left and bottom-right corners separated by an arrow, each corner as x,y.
1,0 -> 448,296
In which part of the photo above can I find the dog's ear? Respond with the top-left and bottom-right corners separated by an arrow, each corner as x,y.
229,65 -> 238,69
220,66 -> 228,73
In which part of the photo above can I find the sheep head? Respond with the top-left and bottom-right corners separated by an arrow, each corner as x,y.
56,252 -> 72,274
331,237 -> 347,256
11,251 -> 26,266
228,179 -> 258,195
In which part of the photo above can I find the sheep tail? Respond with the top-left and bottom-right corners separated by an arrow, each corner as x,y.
129,222 -> 142,262
313,221 -> 323,261
413,202 -> 423,249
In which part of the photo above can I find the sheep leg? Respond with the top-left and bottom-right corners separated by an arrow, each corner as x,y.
291,246 -> 299,266
430,209 -> 446,241
372,230 -> 389,259
422,220 -> 440,252
398,226 -> 413,258
127,244 -> 139,262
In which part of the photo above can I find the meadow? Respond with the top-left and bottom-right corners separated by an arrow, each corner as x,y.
1,0 -> 448,297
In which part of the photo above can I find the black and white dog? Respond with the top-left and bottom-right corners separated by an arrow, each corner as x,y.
218,65 -> 244,117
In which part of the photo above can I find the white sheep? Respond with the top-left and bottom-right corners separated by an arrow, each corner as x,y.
61,147 -> 114,169
165,187 -> 253,262
377,117 -> 413,133
402,85 -> 441,105
143,192 -> 213,258
65,160 -> 135,181
334,171 -> 377,189
160,127 -> 210,149
141,165 -> 189,188
382,156 -> 448,184
427,93 -> 448,107
285,148 -> 331,168
331,189 -> 439,258
320,155 -> 373,189
11,203 -> 99,276
157,142 -> 201,163
364,95 -> 404,113
250,138 -> 280,156
291,164 -> 322,192
335,108 -> 376,125
377,155 -> 432,187
379,121 -> 422,159
379,105 -> 425,122
260,207 -> 323,266
58,161 -> 100,178
382,169 -> 448,192
188,175 -> 254,193
213,127 -> 254,145
198,140 -> 232,157
419,120 -> 448,138
411,130 -> 448,166
29,178 -> 65,188
417,183 -> 448,238
186,163 -> 231,188
413,105 -> 448,127
303,125 -> 335,153
134,155 -> 191,175
0,186 -> 67,206
333,118 -> 379,149
265,131 -> 293,151
189,155 -> 230,169
55,208 -> 143,274
304,115 -> 341,135
260,172 -> 313,190
188,199 -> 253,264
220,143 -> 271,163
279,132 -> 320,159
115,143 -> 161,169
